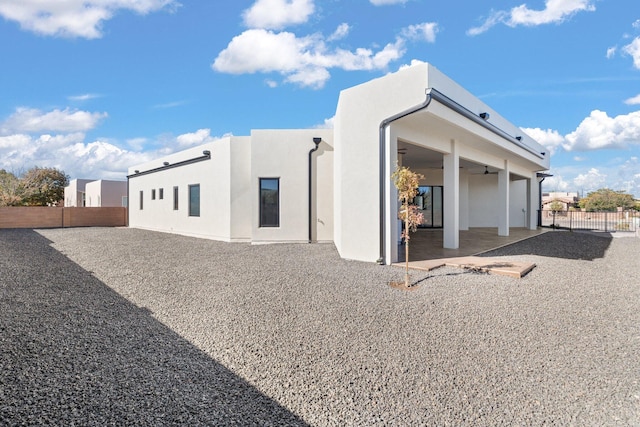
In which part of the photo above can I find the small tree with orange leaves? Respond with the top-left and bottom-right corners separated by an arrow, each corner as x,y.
391,165 -> 424,288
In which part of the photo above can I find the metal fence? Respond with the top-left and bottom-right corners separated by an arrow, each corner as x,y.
541,209 -> 639,232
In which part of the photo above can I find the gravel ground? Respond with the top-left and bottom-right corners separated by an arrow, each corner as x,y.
1,227 -> 639,426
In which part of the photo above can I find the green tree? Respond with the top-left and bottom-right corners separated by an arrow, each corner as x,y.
20,167 -> 69,206
0,169 -> 23,206
549,199 -> 564,212
578,188 -> 635,212
391,165 -> 424,288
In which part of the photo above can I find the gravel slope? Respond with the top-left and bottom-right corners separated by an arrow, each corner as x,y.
1,227 -> 639,426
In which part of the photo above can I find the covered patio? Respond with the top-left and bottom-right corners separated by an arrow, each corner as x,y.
395,227 -> 548,278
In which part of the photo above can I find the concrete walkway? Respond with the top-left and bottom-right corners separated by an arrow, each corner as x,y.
394,227 -> 548,278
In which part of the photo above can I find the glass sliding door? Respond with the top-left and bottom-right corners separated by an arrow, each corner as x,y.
414,185 -> 443,228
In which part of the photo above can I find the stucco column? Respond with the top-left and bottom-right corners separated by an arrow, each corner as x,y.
384,125 -> 399,264
443,140 -> 459,249
498,160 -> 510,236
527,172 -> 538,230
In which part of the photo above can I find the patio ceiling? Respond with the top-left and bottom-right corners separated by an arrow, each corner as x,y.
394,104 -> 545,177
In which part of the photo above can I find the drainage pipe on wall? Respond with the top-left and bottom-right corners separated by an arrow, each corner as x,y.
378,89 -> 434,264
378,88 -> 547,264
309,137 -> 322,243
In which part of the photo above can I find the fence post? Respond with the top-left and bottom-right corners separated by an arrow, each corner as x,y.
552,210 -> 556,229
569,210 -> 572,231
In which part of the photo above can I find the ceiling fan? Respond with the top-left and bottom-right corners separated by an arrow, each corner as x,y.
471,166 -> 499,175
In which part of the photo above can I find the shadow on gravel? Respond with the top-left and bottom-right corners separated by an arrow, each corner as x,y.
478,230 -> 613,261
0,229 -> 308,426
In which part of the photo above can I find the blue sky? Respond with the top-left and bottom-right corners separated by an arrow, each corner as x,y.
1,0 -> 639,197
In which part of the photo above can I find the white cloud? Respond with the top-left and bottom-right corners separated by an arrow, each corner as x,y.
521,127 -> 565,155
313,116 -> 335,129
327,23 -> 350,42
573,167 -> 607,190
212,29 -> 405,89
0,0 -> 179,39
542,174 -> 570,192
67,93 -> 101,102
242,0 -> 314,30
175,128 -> 220,147
622,37 -> 640,69
468,0 -> 595,36
624,94 -> 640,105
401,22 -> 439,43
564,110 -> 640,151
370,0 -> 408,5
606,46 -> 617,59
1,107 -> 107,134
573,156 -> 587,161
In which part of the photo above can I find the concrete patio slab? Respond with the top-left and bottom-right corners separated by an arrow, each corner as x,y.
394,256 -> 536,278
393,227 -> 545,278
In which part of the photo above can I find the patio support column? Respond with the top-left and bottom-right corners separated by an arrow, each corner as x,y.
443,140 -> 459,249
384,125 -> 399,264
527,172 -> 538,230
498,160 -> 510,236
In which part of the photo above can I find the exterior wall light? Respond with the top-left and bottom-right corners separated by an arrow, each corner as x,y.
134,170 -> 140,174
203,150 -> 211,156
163,161 -> 170,166
479,112 -> 490,120
515,136 -> 522,141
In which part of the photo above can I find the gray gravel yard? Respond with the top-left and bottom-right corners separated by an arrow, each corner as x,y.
1,227 -> 639,426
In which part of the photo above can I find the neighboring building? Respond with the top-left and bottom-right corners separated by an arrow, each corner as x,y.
128,62 -> 550,264
542,192 -> 579,211
65,179 -> 127,207
64,179 -> 94,207
85,180 -> 128,207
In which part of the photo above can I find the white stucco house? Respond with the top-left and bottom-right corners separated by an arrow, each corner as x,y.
65,179 -> 127,207
127,62 -> 550,264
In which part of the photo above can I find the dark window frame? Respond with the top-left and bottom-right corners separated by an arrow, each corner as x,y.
259,178 -> 280,228
173,186 -> 179,210
159,188 -> 164,200
151,189 -> 156,200
139,190 -> 143,210
188,184 -> 200,217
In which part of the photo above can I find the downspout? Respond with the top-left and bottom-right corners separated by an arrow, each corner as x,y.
378,89 -> 434,264
309,137 -> 322,243
378,87 -> 545,264
126,176 -> 130,227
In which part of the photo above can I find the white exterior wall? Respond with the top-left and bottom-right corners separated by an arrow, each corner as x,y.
64,179 -> 93,207
85,180 -> 127,207
335,62 -> 549,263
128,137 -> 251,241
334,63 -> 429,262
251,129 -> 333,243
467,177 -> 528,227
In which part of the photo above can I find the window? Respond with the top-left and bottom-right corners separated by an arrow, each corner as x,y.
159,188 -> 164,200
188,184 -> 200,217
139,191 -> 143,210
173,186 -> 179,210
259,178 -> 279,227
151,189 -> 156,200
122,196 -> 128,208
